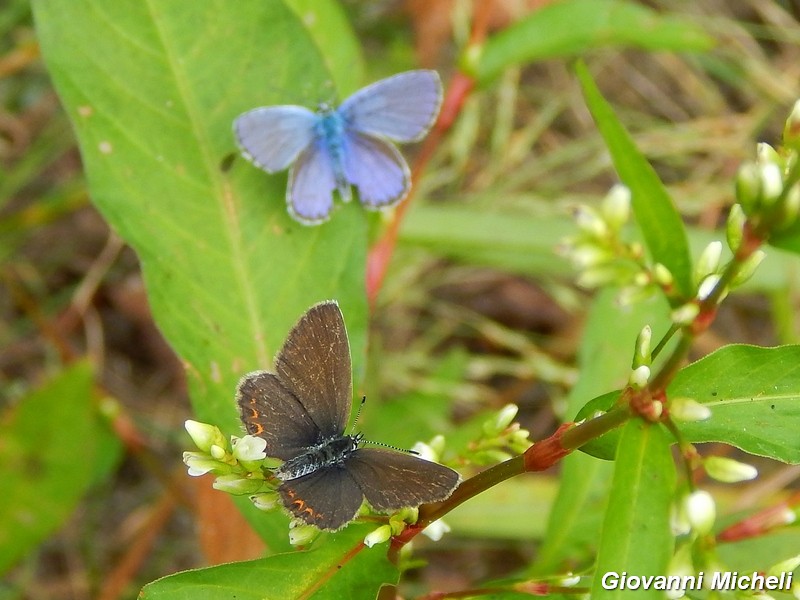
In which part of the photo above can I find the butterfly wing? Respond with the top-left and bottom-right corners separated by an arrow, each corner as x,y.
233,106 -> 317,172
287,142 -> 338,224
274,301 -> 352,438
236,371 -> 322,460
338,70 -> 443,143
345,448 -> 460,512
279,467 -> 364,531
343,131 -> 410,209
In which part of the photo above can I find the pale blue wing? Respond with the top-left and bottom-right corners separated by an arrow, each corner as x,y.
343,131 -> 410,209
338,70 -> 442,143
234,106 -> 317,172
287,142 -> 337,224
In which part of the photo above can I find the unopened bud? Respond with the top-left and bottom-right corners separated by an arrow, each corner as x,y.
185,420 -> 227,453
601,184 -> 631,231
671,302 -> 700,326
364,525 -> 393,548
684,490 -> 716,535
779,183 -> 800,229
573,205 -> 608,239
731,250 -> 766,287
632,326 -> 652,369
695,241 -> 723,283
697,274 -> 722,301
288,521 -> 318,545
736,162 -> 762,212
726,204 -> 746,253
704,456 -> 758,483
769,554 -> 800,578
783,99 -> 800,149
670,397 -> 711,422
653,263 -> 674,288
421,518 -> 451,542
213,473 -> 264,495
760,162 -> 784,204
250,491 -> 279,512
629,365 -> 651,389
484,404 -> 518,435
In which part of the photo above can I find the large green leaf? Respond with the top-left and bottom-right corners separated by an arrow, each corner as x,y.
32,0 -> 368,549
0,362 -> 122,575
675,344 -> 800,463
475,0 -> 714,84
576,61 -> 694,300
591,420 -> 675,599
140,523 -> 398,599
576,344 -> 800,463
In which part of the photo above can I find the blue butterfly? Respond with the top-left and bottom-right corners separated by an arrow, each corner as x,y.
234,70 -> 443,225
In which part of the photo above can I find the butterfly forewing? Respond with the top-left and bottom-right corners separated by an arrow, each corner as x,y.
234,106 -> 317,172
345,448 -> 460,511
279,468 -> 364,531
274,302 -> 352,438
343,132 -> 410,209
339,70 -> 443,143
236,371 -> 322,460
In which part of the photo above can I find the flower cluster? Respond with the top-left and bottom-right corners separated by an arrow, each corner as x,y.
463,404 -> 532,465
182,420 -> 272,495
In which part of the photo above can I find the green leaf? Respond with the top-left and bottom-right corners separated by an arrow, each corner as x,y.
576,61 -> 694,299
0,362 -> 122,575
532,290 -> 672,574
674,344 -> 800,464
32,0 -> 368,549
576,344 -> 800,464
475,0 -> 714,84
591,420 -> 675,599
140,523 -> 398,600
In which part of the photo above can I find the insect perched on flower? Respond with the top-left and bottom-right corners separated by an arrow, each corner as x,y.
236,301 -> 460,531
233,70 -> 443,225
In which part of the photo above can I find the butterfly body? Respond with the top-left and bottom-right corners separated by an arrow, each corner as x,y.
236,301 -> 460,531
312,108 -> 352,202
234,70 -> 443,224
274,433 -> 360,481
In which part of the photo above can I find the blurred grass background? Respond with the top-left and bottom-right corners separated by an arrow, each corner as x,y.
2,0 -> 800,598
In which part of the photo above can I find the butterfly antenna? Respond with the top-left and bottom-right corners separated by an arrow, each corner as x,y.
349,395 -> 367,433
351,396 -> 419,455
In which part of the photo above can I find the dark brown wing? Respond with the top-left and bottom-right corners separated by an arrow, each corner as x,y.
279,466 -> 364,531
236,371 -> 321,460
344,448 -> 460,512
274,301 -> 352,438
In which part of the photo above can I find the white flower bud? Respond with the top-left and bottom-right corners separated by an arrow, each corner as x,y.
601,184 -> 631,231
671,302 -> 700,326
670,397 -> 711,422
704,456 -> 758,483
629,365 -> 651,389
364,525 -> 393,548
288,521 -> 318,545
726,204 -> 746,253
695,241 -> 723,282
421,519 -> 451,542
684,490 -> 716,535
185,420 -> 227,453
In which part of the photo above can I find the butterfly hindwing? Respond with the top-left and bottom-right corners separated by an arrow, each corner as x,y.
345,448 -> 460,512
343,131 -> 410,209
234,106 -> 317,172
274,301 -> 352,438
339,70 -> 443,143
279,467 -> 364,531
287,142 -> 338,224
236,371 -> 322,460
